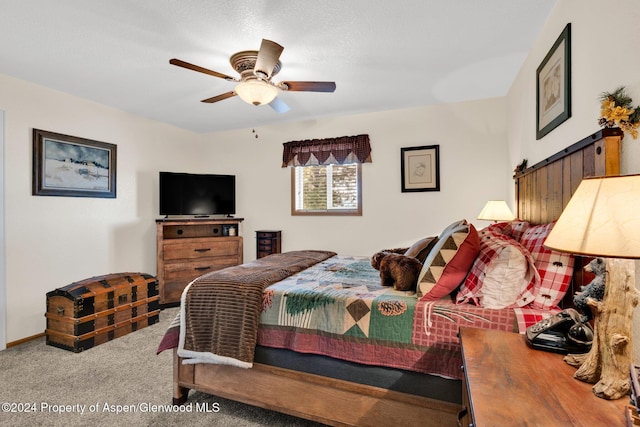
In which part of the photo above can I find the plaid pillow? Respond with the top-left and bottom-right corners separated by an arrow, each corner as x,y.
456,228 -> 538,308
519,222 -> 575,309
486,220 -> 530,241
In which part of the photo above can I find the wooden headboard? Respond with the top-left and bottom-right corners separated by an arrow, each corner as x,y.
513,127 -> 623,306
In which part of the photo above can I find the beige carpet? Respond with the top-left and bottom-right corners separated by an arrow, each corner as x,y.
0,307 -> 323,426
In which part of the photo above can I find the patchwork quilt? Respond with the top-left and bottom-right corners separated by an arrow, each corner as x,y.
159,254 -> 556,380
257,255 -> 551,379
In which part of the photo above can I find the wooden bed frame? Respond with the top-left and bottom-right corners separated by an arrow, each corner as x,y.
514,127 -> 622,304
172,128 -> 623,426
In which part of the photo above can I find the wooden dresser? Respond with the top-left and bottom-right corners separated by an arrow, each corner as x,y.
156,218 -> 243,305
459,327 -> 627,426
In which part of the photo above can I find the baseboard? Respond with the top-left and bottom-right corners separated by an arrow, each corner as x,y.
7,332 -> 45,348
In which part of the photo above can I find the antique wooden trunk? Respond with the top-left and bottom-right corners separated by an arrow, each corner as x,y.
45,272 -> 160,352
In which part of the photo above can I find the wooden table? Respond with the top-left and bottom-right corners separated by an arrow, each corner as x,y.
459,327 -> 628,426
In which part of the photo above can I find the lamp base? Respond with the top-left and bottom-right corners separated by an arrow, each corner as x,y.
564,258 -> 640,399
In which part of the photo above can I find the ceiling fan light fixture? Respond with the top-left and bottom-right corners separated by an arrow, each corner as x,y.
170,39 -> 335,110
235,80 -> 278,106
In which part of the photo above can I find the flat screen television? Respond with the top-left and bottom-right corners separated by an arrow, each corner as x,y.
159,172 -> 236,217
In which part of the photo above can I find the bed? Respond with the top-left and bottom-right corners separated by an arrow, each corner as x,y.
158,127 -> 623,426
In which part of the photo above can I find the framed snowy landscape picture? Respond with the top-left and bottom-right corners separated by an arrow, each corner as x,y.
32,129 -> 117,198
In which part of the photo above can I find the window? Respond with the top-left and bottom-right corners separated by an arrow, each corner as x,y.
291,163 -> 362,216
282,134 -> 370,216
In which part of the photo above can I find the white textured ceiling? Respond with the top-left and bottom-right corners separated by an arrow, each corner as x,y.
0,0 -> 556,134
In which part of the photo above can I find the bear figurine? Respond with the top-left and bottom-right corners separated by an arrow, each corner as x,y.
371,251 -> 422,292
573,257 -> 606,320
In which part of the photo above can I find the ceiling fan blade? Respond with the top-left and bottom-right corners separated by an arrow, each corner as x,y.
254,39 -> 284,79
170,58 -> 236,81
281,81 -> 336,92
269,97 -> 290,114
201,91 -> 236,103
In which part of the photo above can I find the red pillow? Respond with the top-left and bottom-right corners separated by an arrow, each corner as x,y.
417,222 -> 480,301
519,222 -> 575,309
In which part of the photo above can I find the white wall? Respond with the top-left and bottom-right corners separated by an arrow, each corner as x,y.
508,0 -> 640,172
0,69 -> 509,342
204,98 -> 509,259
506,0 -> 640,357
0,74 -> 207,342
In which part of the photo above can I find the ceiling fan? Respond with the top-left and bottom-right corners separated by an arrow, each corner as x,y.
170,39 -> 336,113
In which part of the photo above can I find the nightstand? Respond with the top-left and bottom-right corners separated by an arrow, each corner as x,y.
459,327 -> 627,426
256,230 -> 281,258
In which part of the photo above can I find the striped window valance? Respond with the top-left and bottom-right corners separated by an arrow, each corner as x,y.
282,134 -> 372,167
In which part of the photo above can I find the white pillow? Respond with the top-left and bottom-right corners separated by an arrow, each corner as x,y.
457,228 -> 539,308
478,244 -> 530,309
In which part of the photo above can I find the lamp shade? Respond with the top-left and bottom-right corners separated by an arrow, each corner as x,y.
234,80 -> 278,106
477,200 -> 515,222
544,174 -> 640,258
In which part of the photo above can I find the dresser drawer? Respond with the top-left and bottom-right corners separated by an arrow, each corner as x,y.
257,231 -> 280,239
163,238 -> 240,261
161,280 -> 187,304
161,257 -> 238,302
163,257 -> 236,280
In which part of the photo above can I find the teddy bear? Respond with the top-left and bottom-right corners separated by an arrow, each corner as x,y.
573,257 -> 606,320
371,250 -> 422,291
370,247 -> 406,270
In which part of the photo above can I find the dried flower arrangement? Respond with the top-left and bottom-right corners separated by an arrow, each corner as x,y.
599,86 -> 640,139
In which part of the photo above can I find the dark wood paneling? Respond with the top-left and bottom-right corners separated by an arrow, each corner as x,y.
515,128 -> 621,225
548,160 -> 563,220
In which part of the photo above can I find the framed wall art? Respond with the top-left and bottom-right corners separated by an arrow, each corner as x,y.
32,129 -> 117,198
401,145 -> 440,192
536,23 -> 571,140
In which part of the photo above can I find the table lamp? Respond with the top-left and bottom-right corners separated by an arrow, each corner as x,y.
477,200 -> 515,223
544,174 -> 640,400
